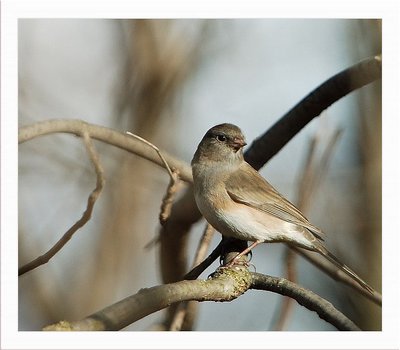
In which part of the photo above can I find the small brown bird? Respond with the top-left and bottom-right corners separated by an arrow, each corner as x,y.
191,123 -> 374,293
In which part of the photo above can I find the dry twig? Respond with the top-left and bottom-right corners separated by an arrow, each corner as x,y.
18,130 -> 105,276
169,223 -> 215,330
126,131 -> 182,226
272,127 -> 343,330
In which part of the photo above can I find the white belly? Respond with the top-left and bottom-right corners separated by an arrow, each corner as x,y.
197,196 -> 314,249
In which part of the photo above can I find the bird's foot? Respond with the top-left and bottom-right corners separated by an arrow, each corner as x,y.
221,254 -> 250,268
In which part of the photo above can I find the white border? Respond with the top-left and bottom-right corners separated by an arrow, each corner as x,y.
2,0 -> 399,349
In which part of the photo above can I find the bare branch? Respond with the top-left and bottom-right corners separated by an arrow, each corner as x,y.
183,238 -> 223,281
44,266 -> 252,331
43,268 -> 359,331
168,223 -> 215,330
168,302 -> 189,331
251,273 -> 361,331
159,169 -> 181,225
19,119 -> 192,182
126,131 -> 175,180
273,248 -> 297,331
125,130 -> 183,226
244,55 -> 381,168
192,224 -> 215,267
19,130 -> 105,276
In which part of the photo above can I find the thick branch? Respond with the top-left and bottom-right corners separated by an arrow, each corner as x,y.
44,267 -> 252,331
251,273 -> 360,331
244,55 -> 381,168
44,268 -> 358,331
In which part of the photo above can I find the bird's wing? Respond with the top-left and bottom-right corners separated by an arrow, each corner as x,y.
225,162 -> 324,240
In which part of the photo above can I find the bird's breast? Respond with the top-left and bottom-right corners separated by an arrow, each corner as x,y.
193,182 -> 265,241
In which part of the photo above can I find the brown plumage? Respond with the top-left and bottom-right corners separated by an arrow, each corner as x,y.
191,123 -> 374,294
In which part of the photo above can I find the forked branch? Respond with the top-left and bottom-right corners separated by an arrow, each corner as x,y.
18,130 -> 105,276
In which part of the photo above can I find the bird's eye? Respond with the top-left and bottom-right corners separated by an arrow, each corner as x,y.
216,134 -> 227,142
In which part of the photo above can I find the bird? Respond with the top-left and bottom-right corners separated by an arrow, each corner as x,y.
191,123 -> 374,294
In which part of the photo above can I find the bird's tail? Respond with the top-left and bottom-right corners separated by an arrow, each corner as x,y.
318,246 -> 375,295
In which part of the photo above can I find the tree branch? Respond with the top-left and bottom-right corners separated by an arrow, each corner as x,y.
43,268 -> 359,331
244,55 -> 381,168
19,119 -> 193,182
168,223 -> 215,330
18,130 -> 105,276
251,273 -> 361,331
43,266 -> 252,331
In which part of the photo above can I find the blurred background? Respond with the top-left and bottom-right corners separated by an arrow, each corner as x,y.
18,19 -> 381,331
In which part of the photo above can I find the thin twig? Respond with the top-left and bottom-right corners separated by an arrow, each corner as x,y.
192,224 -> 215,268
273,133 -> 319,330
159,169 -> 181,225
169,223 -> 215,330
183,238 -> 224,280
125,133 -> 182,226
126,131 -> 175,179
273,248 -> 297,331
315,128 -> 343,194
272,127 -> 343,330
18,131 -> 105,276
297,135 -> 318,212
169,302 -> 189,331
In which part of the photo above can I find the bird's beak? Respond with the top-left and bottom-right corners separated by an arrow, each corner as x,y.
230,137 -> 247,152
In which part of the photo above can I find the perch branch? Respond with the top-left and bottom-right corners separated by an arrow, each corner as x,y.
43,268 -> 359,331
44,266 -> 252,331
